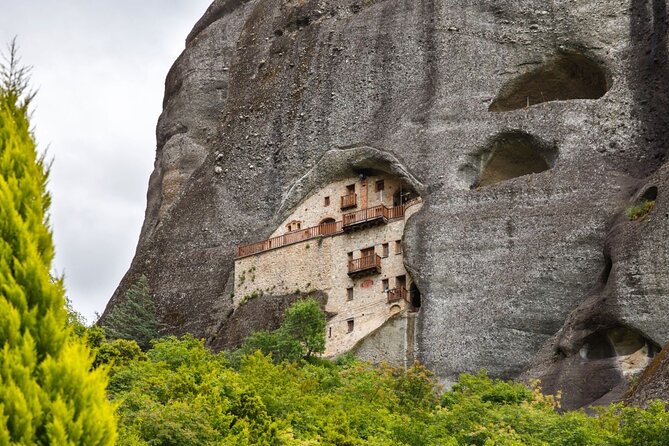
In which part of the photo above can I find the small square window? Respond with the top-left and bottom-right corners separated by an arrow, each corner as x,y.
324,196 -> 330,206
347,319 -> 355,333
376,180 -> 385,192
382,243 -> 389,257
347,287 -> 354,301
395,240 -> 402,254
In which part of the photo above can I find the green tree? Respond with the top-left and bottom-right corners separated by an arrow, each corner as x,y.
0,40 -> 116,444
103,274 -> 163,350
233,298 -> 326,364
280,298 -> 326,359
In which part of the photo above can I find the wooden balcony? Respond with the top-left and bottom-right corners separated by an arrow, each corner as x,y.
343,204 -> 405,232
236,197 -> 422,259
237,221 -> 343,258
387,287 -> 407,303
348,254 -> 382,278
340,193 -> 357,210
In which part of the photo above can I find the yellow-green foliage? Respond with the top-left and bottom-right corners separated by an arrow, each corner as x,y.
0,47 -> 116,444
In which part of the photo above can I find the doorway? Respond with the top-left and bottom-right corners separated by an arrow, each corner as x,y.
409,283 -> 421,310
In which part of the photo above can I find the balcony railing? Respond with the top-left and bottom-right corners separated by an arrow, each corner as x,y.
236,197 -> 423,258
387,287 -> 407,303
348,254 -> 382,277
340,193 -> 357,210
342,204 -> 405,230
237,221 -> 343,258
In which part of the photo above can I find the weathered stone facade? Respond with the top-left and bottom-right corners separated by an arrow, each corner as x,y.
234,173 -> 422,356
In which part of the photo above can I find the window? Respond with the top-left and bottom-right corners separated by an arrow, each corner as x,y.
324,196 -> 330,206
347,319 -> 355,333
287,220 -> 302,232
347,287 -> 354,301
382,243 -> 389,257
361,247 -> 375,258
328,327 -> 332,338
395,240 -> 402,254
348,252 -> 354,262
376,180 -> 385,192
346,184 -> 355,194
382,279 -> 389,292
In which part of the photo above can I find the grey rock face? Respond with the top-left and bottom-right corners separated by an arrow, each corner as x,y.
104,0 -> 669,407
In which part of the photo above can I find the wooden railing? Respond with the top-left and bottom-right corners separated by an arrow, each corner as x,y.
343,204 -> 386,227
348,254 -> 382,275
236,198 -> 423,258
343,204 -> 405,228
387,287 -> 407,303
237,221 -> 343,258
340,193 -> 357,209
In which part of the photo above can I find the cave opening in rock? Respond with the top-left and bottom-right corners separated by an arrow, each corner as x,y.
642,186 -> 658,201
580,327 -> 660,361
489,52 -> 609,112
627,186 -> 658,221
409,283 -> 421,310
475,131 -> 557,187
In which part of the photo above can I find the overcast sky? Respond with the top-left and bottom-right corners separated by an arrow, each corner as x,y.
1,1 -> 212,322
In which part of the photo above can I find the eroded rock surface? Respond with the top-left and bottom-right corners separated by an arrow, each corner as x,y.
104,0 -> 669,407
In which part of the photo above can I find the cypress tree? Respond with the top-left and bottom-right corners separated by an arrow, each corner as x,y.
104,275 -> 163,350
0,41 -> 116,444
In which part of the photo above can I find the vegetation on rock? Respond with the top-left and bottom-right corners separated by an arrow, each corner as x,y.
0,41 -> 116,444
627,199 -> 656,221
103,275 -> 163,350
231,297 -> 325,364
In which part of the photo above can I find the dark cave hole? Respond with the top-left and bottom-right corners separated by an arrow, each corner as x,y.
601,255 -> 613,284
642,186 -> 658,201
489,52 -> 609,112
475,131 -> 557,187
409,283 -> 421,310
581,327 -> 660,360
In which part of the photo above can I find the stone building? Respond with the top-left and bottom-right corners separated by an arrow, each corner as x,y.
234,171 -> 422,360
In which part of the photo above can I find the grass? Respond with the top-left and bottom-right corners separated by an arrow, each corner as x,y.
627,199 -> 656,221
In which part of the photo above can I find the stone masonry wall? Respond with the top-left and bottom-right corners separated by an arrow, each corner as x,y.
234,175 -> 422,356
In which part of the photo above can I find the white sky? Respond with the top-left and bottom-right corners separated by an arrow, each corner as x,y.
0,1 -> 213,322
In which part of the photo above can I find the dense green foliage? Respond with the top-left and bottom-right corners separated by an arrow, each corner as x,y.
75,300 -> 669,445
105,334 -> 669,445
231,298 -> 326,364
103,275 -> 163,350
0,42 -> 116,444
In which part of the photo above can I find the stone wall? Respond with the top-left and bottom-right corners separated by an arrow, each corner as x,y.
235,175 -> 422,356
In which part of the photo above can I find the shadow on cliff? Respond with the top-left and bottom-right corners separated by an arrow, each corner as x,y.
629,0 -> 669,175
524,0 -> 669,410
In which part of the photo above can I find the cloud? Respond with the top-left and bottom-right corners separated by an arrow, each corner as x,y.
0,0 -> 213,322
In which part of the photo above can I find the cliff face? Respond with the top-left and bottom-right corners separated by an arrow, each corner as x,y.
104,0 -> 669,408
